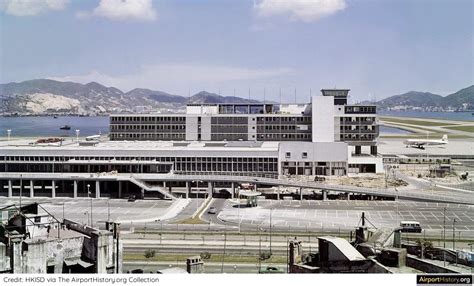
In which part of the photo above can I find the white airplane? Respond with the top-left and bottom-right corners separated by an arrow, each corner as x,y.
85,134 -> 101,141
403,134 -> 448,149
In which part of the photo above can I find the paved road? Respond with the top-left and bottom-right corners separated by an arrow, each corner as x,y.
5,172 -> 473,204
124,261 -> 286,274
217,199 -> 474,237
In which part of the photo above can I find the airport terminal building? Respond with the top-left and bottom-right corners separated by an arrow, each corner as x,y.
1,89 -> 383,199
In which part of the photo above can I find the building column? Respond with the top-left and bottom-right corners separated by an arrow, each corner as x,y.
73,180 -> 78,198
231,182 -> 235,199
95,181 -> 100,198
29,180 -> 34,198
8,180 -> 12,198
207,182 -> 213,196
299,187 -> 303,200
51,181 -> 56,198
370,195 -> 374,201
322,190 -> 327,201
141,188 -> 145,199
347,192 -> 351,200
118,181 -> 122,198
186,181 -> 190,199
277,186 -> 280,200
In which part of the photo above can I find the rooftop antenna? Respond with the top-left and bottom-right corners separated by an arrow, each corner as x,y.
279,88 -> 282,105
248,88 -> 250,102
263,88 -> 266,104
294,88 -> 297,104
233,88 -> 236,97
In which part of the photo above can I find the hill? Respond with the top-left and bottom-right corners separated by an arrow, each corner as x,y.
376,85 -> 474,111
0,79 -> 258,115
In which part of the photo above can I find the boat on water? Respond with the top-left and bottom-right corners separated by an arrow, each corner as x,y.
59,125 -> 71,130
53,115 -> 58,119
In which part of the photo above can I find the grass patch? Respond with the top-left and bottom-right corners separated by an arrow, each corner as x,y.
124,253 -> 287,264
381,117 -> 458,127
443,125 -> 474,133
173,217 -> 207,224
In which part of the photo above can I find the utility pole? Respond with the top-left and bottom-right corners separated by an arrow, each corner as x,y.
452,218 -> 456,250
443,206 -> 447,266
19,174 -> 23,209
270,208 -> 273,254
259,227 -> 262,273
221,232 -> 227,273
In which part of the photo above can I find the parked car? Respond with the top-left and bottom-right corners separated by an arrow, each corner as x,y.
208,207 -> 217,214
128,195 -> 136,202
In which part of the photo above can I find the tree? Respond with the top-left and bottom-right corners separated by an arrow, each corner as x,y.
144,249 -> 156,259
258,250 -> 272,261
200,252 -> 211,260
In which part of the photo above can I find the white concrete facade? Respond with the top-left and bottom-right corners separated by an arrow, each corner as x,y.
312,96 -> 336,142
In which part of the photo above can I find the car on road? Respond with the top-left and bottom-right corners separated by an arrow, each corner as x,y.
259,266 -> 284,274
399,221 -> 422,233
208,207 -> 217,214
127,195 -> 136,202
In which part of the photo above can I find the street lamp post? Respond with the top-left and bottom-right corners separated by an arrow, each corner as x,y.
155,219 -> 162,244
84,211 -> 89,225
7,129 -> 11,142
87,184 -> 93,227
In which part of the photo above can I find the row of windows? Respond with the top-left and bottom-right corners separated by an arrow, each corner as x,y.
257,117 -> 311,123
345,106 -> 376,114
110,133 -> 186,140
340,117 -> 376,123
111,116 -> 186,122
256,133 -> 312,140
111,125 -> 186,131
340,126 -> 375,131
258,125 -> 311,131
2,156 -> 277,163
340,134 -> 376,140
282,161 -> 346,167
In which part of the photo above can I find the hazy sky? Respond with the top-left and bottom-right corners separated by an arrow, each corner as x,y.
1,0 -> 472,102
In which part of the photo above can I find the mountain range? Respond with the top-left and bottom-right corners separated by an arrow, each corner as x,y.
374,85 -> 474,111
0,79 -> 259,115
0,79 -> 472,115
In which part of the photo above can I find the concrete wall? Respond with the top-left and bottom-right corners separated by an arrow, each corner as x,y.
406,255 -> 458,273
0,243 -> 10,272
279,142 -> 348,163
185,116 -> 198,141
312,96 -> 335,142
200,116 -> 212,141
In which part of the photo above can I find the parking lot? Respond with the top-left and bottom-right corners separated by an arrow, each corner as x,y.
217,199 -> 474,237
0,198 -> 183,226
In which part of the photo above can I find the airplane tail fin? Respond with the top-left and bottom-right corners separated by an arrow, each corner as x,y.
442,134 -> 448,142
